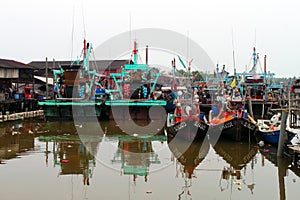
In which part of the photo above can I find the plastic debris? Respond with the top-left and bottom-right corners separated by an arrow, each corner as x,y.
258,141 -> 264,147
233,181 -> 241,185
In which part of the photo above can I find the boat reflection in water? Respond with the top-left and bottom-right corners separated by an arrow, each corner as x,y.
213,139 -> 258,193
0,122 -> 35,164
39,134 -> 100,185
167,132 -> 210,198
99,118 -> 165,137
36,121 -> 103,186
259,145 -> 300,200
110,133 -> 166,184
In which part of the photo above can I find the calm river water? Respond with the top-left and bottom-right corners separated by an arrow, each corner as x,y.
0,119 -> 300,200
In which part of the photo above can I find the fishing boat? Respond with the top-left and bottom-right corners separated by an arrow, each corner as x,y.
235,47 -> 281,119
257,113 -> 281,144
199,64 -> 232,116
208,98 -> 258,142
103,41 -> 168,122
165,87 -> 209,142
38,39 -> 105,120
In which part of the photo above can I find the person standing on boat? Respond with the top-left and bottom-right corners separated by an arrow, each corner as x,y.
53,84 -> 58,99
61,84 -> 66,98
165,89 -> 177,113
232,87 -> 242,100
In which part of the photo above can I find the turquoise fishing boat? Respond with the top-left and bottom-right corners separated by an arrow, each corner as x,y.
103,41 -> 169,121
39,39 -> 105,120
235,47 -> 282,119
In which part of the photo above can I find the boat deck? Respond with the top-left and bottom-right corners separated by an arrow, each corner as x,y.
105,99 -> 166,106
39,100 -> 103,106
286,144 -> 300,167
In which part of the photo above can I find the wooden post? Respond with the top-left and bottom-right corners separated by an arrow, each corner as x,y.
262,101 -> 265,118
277,157 -> 286,200
248,97 -> 254,118
32,70 -> 35,98
53,58 -> 55,99
46,57 -> 49,99
277,110 -> 288,157
246,87 -> 254,118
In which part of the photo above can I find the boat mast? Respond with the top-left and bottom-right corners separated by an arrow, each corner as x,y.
251,47 -> 257,73
133,40 -> 138,64
172,58 -> 177,92
231,29 -> 236,76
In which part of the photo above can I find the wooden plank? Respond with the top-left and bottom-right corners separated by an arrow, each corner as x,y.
289,145 -> 300,153
271,108 -> 300,111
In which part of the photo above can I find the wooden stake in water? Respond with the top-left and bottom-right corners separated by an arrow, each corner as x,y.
277,110 -> 288,157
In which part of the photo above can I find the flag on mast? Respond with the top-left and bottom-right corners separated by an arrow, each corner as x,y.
177,55 -> 186,68
188,58 -> 193,67
230,77 -> 237,88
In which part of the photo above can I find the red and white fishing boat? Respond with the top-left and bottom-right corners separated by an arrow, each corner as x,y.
208,99 -> 258,142
165,89 -> 209,142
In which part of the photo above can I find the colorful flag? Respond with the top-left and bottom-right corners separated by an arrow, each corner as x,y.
230,77 -> 237,88
177,55 -> 186,68
188,58 -> 193,67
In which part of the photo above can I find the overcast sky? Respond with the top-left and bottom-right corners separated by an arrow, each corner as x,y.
0,0 -> 299,77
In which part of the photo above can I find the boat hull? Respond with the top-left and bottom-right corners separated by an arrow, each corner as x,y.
209,117 -> 257,142
39,100 -> 103,120
200,103 -> 212,115
166,119 -> 209,142
103,100 -> 167,121
260,130 -> 280,144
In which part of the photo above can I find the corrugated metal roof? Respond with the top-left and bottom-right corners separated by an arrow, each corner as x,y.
0,59 -> 34,69
27,60 -> 130,71
34,75 -> 54,85
28,60 -> 71,70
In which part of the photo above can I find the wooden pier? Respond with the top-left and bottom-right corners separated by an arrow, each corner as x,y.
0,98 -> 43,122
285,144 -> 300,167
0,110 -> 44,123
